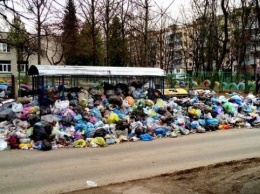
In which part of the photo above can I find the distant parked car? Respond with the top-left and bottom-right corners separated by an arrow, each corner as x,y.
6,85 -> 13,98
0,83 -> 33,98
19,84 -> 33,97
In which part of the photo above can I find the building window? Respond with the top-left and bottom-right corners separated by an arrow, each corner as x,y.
0,62 -> 11,73
19,64 -> 27,72
20,46 -> 29,54
0,43 -> 11,53
246,45 -> 252,51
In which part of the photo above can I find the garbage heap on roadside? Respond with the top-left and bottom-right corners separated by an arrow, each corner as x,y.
0,82 -> 260,151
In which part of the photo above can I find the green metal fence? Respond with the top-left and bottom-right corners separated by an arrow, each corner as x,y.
190,71 -> 254,84
166,71 -> 257,93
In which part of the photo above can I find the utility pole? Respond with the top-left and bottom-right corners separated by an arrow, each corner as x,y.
254,27 -> 259,94
17,60 -> 28,97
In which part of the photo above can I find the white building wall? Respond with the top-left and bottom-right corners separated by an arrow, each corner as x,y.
0,34 -> 64,79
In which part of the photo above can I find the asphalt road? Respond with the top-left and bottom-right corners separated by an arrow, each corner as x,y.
0,128 -> 260,194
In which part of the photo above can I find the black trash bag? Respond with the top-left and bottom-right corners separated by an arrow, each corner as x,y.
0,109 -> 15,121
0,101 -> 13,112
93,128 -> 108,138
41,139 -> 52,151
0,102 -> 15,121
31,123 -> 48,142
108,95 -> 123,107
61,113 -> 74,125
69,99 -> 78,107
40,106 -> 52,115
116,119 -> 130,131
27,114 -> 41,127
135,128 -> 143,138
73,106 -> 83,114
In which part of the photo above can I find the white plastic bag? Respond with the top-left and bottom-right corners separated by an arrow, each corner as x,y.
86,180 -> 97,187
54,100 -> 69,110
0,139 -> 7,151
12,102 -> 24,113
143,80 -> 155,90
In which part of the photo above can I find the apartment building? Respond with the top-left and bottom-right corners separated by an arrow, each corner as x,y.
0,32 -> 64,81
165,24 -> 193,74
164,7 -> 260,77
244,23 -> 260,75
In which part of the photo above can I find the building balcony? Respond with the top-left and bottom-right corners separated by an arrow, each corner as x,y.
245,58 -> 256,65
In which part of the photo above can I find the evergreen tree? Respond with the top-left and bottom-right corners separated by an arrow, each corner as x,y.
62,0 -> 80,65
7,16 -> 29,62
7,16 -> 31,97
78,21 -> 105,66
109,16 -> 129,66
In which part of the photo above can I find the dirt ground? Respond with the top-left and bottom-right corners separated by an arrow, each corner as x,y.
66,157 -> 260,194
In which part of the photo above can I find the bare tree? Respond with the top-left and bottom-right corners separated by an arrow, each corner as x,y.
190,0 -> 211,73
128,0 -> 152,67
42,24 -> 64,65
118,0 -> 131,66
254,0 -> 260,92
228,0 -> 256,92
20,0 -> 54,65
188,0 -> 230,82
216,0 -> 229,71
153,0 -> 175,70
99,0 -> 120,66
0,0 -> 24,28
78,0 -> 101,66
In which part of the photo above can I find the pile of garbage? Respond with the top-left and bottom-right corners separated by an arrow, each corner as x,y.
0,84 -> 260,151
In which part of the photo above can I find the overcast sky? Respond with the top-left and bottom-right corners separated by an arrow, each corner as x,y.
154,0 -> 191,18
0,0 -> 190,31
1,0 -> 241,32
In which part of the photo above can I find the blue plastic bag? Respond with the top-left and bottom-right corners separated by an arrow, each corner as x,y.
140,133 -> 153,141
73,114 -> 82,122
198,119 -> 206,127
213,105 -> 223,115
191,121 -> 199,129
91,107 -> 102,119
154,127 -> 167,137
206,118 -> 219,126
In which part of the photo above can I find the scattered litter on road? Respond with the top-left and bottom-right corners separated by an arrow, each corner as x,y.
86,180 -> 97,187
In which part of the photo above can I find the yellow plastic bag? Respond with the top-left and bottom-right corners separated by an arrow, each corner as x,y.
145,99 -> 154,107
79,99 -> 87,107
188,108 -> 201,117
90,137 -> 106,147
19,143 -> 32,149
143,107 -> 157,117
74,139 -> 87,148
155,98 -> 165,107
107,113 -> 120,124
